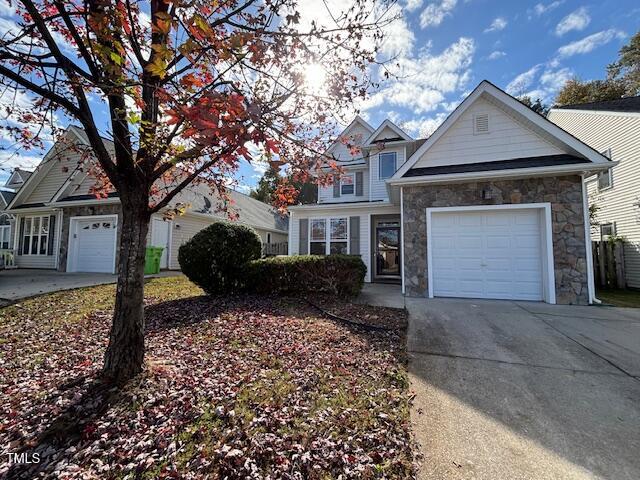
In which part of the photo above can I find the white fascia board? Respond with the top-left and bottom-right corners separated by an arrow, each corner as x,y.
363,119 -> 413,146
289,201 -> 395,212
393,81 -> 612,180
388,161 -> 617,187
325,116 -> 375,155
48,198 -> 121,208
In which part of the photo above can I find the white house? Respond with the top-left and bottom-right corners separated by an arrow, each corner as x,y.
289,80 -> 613,305
4,126 -> 288,273
548,96 -> 640,289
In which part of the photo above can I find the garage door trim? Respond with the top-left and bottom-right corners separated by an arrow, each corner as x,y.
67,214 -> 118,274
426,203 -> 556,304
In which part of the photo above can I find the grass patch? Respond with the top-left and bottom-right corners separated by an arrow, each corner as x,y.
597,288 -> 640,308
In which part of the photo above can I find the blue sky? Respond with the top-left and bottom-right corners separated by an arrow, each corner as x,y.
1,0 -> 638,190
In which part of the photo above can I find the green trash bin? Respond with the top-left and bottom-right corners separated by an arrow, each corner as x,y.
144,246 -> 164,275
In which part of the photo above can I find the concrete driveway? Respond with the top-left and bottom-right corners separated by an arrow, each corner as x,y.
407,298 -> 640,480
0,269 -> 180,301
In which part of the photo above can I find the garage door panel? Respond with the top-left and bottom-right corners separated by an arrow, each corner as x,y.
430,209 -> 544,301
70,217 -> 117,273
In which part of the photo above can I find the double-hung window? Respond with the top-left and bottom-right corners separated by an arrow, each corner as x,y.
22,215 -> 50,255
341,173 -> 355,195
309,217 -> 348,255
310,219 -> 327,255
0,215 -> 10,249
379,152 -> 397,179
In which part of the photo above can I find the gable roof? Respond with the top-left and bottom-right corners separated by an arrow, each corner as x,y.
326,116 -> 375,155
6,168 -> 32,187
363,119 -> 413,146
0,189 -> 16,207
392,80 -> 612,181
555,96 -> 640,114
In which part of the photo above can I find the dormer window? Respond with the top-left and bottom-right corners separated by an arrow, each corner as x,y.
473,113 -> 489,135
379,152 -> 397,179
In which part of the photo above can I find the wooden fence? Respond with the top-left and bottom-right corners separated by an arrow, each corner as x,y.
592,240 -> 625,289
262,242 -> 288,257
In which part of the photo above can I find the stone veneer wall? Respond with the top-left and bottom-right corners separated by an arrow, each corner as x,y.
402,175 -> 589,305
58,204 -> 123,271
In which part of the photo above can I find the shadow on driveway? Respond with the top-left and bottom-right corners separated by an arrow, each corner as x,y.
407,297 -> 640,480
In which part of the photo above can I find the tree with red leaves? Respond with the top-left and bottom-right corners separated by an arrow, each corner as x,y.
0,0 -> 396,383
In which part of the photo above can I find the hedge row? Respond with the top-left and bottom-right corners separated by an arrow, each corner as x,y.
178,222 -> 366,297
243,254 -> 366,297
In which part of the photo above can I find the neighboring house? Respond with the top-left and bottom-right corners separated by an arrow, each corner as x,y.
5,126 -> 288,274
1,168 -> 32,252
548,97 -> 640,289
289,80 -> 613,305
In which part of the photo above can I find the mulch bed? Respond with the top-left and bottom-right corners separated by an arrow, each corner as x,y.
307,294 -> 409,331
0,279 -> 415,479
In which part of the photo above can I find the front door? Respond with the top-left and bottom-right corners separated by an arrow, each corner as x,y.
375,223 -> 401,279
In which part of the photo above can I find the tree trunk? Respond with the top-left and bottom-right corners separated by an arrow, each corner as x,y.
102,195 -> 150,383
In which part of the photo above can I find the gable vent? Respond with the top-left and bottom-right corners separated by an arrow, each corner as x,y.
473,113 -> 489,134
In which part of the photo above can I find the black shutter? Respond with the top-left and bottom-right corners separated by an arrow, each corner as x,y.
18,217 -> 25,255
298,218 -> 308,255
355,171 -> 363,196
349,216 -> 360,255
48,215 -> 56,255
333,174 -> 340,198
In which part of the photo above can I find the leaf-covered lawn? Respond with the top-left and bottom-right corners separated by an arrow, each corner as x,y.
0,276 -> 414,479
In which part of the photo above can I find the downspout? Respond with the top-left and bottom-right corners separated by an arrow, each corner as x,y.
400,186 -> 406,295
582,173 -> 601,304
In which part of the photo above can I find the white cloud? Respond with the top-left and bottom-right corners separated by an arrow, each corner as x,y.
0,151 -> 41,171
506,65 -> 541,95
530,1 -> 563,17
380,4 -> 415,58
484,17 -> 507,33
557,29 -> 626,58
364,37 -> 475,115
555,7 -> 590,36
0,2 -> 15,17
401,113 -> 449,138
487,50 -> 506,60
419,0 -> 457,29
405,0 -> 423,12
506,65 -> 574,103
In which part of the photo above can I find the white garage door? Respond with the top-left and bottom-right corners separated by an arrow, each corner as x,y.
69,217 -> 117,273
430,208 -> 544,301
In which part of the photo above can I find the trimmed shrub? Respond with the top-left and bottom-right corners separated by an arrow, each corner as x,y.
243,254 -> 366,297
178,222 -> 262,294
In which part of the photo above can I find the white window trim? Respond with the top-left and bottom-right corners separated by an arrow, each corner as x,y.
600,222 -> 616,239
379,152 -> 397,180
597,168 -> 613,191
308,217 -> 350,255
425,203 -> 556,304
340,173 -> 355,196
0,224 -> 10,249
21,214 -> 51,256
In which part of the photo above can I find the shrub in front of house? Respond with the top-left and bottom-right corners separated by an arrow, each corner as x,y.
178,222 -> 262,294
243,254 -> 366,297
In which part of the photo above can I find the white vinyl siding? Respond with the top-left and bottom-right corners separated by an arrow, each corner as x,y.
414,98 -> 563,169
370,146 -> 405,201
318,167 -> 369,203
370,125 -> 400,142
14,211 -> 60,269
289,204 -> 400,282
23,151 -> 80,204
548,109 -> 640,288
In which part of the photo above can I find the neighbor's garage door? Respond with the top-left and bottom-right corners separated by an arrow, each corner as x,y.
430,209 -> 544,301
69,217 -> 117,273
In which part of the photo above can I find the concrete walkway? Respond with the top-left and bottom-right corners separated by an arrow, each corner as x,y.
407,297 -> 640,480
0,269 -> 181,301
355,283 -> 405,309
